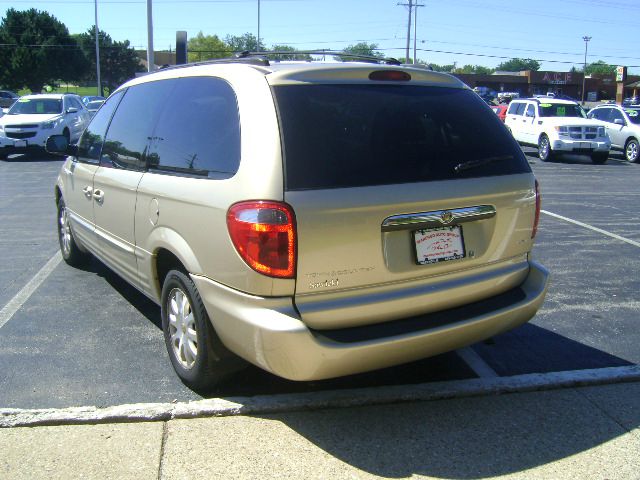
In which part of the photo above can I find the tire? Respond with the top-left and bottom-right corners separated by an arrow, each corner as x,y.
161,270 -> 244,391
57,198 -> 90,266
591,153 -> 608,164
538,134 -> 554,162
625,139 -> 639,163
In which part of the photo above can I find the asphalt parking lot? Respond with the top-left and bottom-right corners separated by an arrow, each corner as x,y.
0,149 -> 638,410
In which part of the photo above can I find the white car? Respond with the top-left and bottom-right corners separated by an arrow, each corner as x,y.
587,105 -> 640,163
505,98 -> 610,164
0,93 -> 91,159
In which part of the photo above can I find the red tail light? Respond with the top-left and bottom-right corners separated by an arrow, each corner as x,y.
227,201 -> 296,279
532,180 -> 541,239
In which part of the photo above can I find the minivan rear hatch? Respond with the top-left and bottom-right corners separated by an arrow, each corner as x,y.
271,73 -> 536,330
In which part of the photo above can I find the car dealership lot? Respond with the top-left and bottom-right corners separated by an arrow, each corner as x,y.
0,150 -> 638,409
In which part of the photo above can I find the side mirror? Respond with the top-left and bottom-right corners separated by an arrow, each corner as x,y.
45,134 -> 77,156
613,118 -> 624,126
66,107 -> 78,114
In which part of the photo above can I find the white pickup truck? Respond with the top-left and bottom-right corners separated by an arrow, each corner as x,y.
505,98 -> 611,164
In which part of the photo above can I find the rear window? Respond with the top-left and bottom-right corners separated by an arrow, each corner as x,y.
273,85 -> 530,190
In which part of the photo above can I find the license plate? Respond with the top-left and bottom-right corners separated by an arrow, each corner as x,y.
579,142 -> 592,149
13,140 -> 27,148
414,226 -> 465,265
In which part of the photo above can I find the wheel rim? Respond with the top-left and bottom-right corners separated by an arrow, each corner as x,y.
167,288 -> 198,370
539,137 -> 549,160
59,206 -> 72,256
626,141 -> 639,162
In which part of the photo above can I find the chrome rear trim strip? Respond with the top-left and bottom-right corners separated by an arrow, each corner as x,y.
381,205 -> 496,232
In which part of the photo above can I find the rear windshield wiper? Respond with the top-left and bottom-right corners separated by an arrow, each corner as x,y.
454,155 -> 513,173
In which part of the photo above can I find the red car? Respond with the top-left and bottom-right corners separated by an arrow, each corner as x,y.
490,104 -> 508,122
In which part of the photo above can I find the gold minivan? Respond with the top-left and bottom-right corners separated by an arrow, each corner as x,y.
50,56 -> 549,390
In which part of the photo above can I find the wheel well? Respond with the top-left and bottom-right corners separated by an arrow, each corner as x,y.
55,187 -> 61,206
155,248 -> 188,292
625,136 -> 638,147
538,133 -> 549,143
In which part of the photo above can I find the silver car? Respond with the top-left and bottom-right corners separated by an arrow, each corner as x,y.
588,105 -> 640,162
49,57 -> 549,390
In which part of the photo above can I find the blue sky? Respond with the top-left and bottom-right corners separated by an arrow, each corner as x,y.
1,0 -> 638,73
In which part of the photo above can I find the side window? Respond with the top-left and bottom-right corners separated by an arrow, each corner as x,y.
147,76 -> 241,178
589,108 -> 609,122
101,80 -> 176,170
609,109 -> 625,124
68,97 -> 83,111
525,104 -> 535,118
76,90 -> 125,164
507,102 -> 521,115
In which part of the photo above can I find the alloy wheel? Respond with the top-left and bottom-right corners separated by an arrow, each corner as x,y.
167,288 -> 198,369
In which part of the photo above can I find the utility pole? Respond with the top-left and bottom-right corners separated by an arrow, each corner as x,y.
94,0 -> 102,96
257,0 -> 261,51
398,0 -> 423,64
147,0 -> 155,72
581,36 -> 591,105
413,2 -> 424,64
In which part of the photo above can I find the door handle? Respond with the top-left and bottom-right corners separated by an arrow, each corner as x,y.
92,189 -> 104,203
82,186 -> 93,198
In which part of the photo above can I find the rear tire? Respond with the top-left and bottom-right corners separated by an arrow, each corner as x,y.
161,270 -> 244,391
57,198 -> 90,266
591,153 -> 608,164
538,134 -> 554,162
625,139 -> 639,163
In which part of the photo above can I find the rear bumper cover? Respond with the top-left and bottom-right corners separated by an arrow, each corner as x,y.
192,261 -> 549,381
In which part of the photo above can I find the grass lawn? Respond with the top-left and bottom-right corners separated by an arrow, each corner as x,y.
17,85 -> 108,97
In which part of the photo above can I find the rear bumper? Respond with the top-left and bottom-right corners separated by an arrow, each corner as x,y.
192,261 -> 549,381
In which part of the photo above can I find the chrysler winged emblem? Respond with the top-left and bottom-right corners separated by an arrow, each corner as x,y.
440,211 -> 454,224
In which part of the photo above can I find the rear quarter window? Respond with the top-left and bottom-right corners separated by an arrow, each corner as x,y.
273,85 -> 530,190
146,76 -> 241,178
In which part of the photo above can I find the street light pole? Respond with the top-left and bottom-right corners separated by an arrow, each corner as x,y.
581,35 -> 591,105
147,0 -> 155,72
94,0 -> 102,96
257,0 -> 260,51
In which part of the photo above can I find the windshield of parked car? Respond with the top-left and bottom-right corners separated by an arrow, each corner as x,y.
625,108 -> 640,124
9,98 -> 62,115
538,102 -> 586,118
273,85 -> 530,190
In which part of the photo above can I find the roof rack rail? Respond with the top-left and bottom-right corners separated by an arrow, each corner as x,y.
155,49 -> 405,73
237,50 -> 402,66
158,53 -> 270,72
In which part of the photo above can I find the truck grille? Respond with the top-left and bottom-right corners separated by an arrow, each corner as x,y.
569,126 -> 598,140
5,124 -> 38,129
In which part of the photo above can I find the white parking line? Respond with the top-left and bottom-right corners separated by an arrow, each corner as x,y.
456,347 -> 499,378
0,252 -> 61,330
542,210 -> 640,248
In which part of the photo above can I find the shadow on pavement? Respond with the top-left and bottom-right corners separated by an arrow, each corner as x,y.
254,384 -> 639,479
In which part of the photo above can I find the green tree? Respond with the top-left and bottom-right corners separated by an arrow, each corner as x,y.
495,58 -> 540,72
76,27 -> 143,93
455,64 -> 494,74
583,60 -> 616,75
336,42 -> 384,62
187,31 -> 229,62
269,45 -> 312,61
225,33 -> 265,53
429,63 -> 456,73
0,8 -> 87,92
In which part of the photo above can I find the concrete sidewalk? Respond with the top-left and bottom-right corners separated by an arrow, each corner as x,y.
1,380 -> 639,480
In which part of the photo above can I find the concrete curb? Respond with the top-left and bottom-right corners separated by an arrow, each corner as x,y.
2,365 -> 639,428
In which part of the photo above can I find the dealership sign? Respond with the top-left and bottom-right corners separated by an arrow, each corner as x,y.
616,66 -> 627,82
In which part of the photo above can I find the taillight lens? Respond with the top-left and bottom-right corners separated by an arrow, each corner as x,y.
227,201 -> 296,278
532,180 -> 541,239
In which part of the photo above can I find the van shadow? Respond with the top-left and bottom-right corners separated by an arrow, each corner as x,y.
251,380 -> 639,478
245,325 -> 636,478
78,256 -> 162,330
